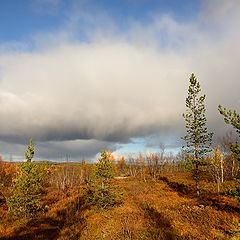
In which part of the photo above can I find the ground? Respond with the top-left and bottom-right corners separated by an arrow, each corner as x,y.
0,173 -> 239,240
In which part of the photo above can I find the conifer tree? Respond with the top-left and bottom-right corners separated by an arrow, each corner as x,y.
95,148 -> 114,188
7,139 -> 46,217
218,105 -> 240,201
85,148 -> 123,209
182,74 -> 213,196
25,139 -> 34,162
218,105 -> 240,159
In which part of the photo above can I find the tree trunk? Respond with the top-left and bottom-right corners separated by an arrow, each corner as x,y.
194,91 -> 200,196
221,157 -> 224,183
232,156 -> 235,177
217,177 -> 220,196
195,163 -> 200,196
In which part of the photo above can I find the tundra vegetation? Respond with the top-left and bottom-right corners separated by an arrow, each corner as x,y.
0,74 -> 239,239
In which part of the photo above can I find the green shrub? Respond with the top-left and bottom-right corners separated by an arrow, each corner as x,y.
85,185 -> 123,209
226,178 -> 240,202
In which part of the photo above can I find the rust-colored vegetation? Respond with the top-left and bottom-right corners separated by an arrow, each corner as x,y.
0,149 -> 240,240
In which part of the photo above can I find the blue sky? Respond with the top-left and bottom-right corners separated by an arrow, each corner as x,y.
0,1 -> 61,42
0,0 -> 239,161
0,0 -> 200,44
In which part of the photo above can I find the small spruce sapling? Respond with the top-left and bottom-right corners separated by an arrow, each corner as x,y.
7,139 -> 46,217
85,148 -> 124,209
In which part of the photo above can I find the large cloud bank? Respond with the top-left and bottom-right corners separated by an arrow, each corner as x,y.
0,0 -> 240,161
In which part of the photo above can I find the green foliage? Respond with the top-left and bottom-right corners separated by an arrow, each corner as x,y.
226,178 -> 240,202
182,74 -> 213,196
85,148 -> 124,209
218,105 -> 240,135
230,143 -> 240,162
94,148 -> 114,185
218,105 -> 240,159
184,157 -> 194,172
227,219 -> 240,238
85,185 -> 123,209
218,105 -> 240,201
182,73 -> 213,160
7,139 -> 50,217
25,139 -> 34,162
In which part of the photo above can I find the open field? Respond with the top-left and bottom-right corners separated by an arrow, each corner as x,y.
1,1 -> 240,239
0,171 -> 239,240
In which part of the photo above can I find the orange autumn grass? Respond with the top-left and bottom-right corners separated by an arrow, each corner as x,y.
0,172 -> 239,239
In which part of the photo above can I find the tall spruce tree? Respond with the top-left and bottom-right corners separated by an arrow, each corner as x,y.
182,74 -> 213,196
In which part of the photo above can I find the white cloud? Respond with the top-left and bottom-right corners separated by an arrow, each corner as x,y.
199,0 -> 240,24
0,0 -> 240,160
0,42 -> 189,143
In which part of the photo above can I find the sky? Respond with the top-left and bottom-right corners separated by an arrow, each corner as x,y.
0,0 -> 239,162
